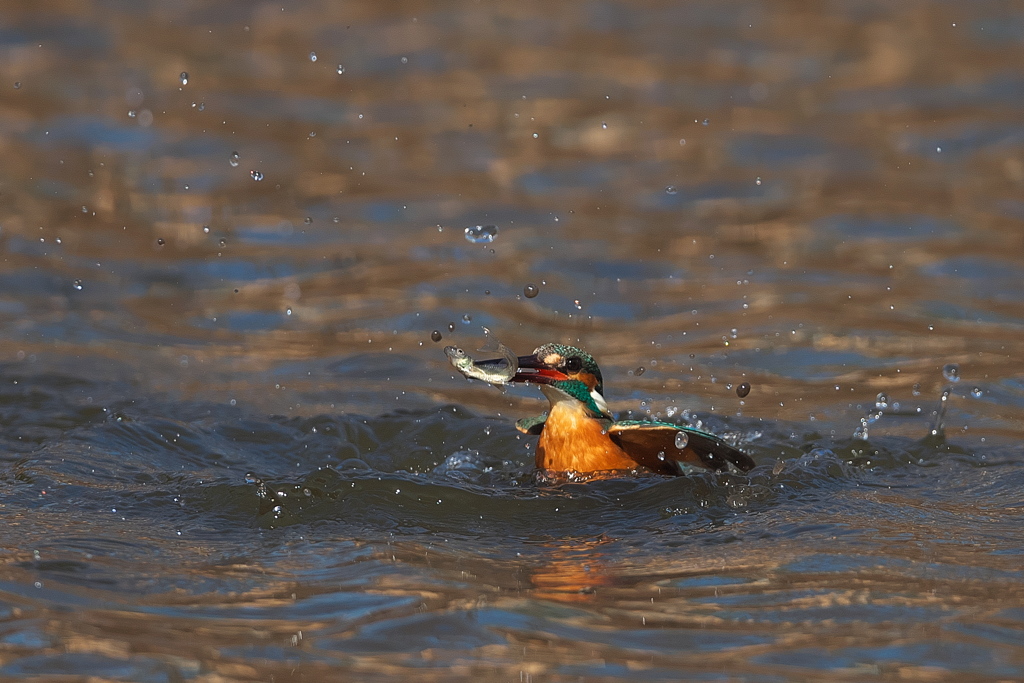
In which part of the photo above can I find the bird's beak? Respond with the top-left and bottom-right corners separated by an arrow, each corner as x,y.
511,353 -> 569,384
472,353 -> 568,384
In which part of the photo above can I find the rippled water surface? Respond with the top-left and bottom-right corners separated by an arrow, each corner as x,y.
1,0 -> 1023,680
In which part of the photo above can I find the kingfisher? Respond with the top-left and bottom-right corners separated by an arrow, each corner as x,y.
466,343 -> 755,476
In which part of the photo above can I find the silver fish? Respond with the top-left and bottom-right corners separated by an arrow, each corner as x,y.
444,340 -> 518,385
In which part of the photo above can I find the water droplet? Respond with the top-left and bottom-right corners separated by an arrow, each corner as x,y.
447,322 -> 455,332
304,216 -> 313,224
229,151 -> 240,167
634,366 -> 645,376
755,176 -> 762,185
853,415 -> 871,440
736,382 -> 750,398
250,170 -> 264,181
665,185 -> 677,195
127,109 -> 137,118
656,451 -> 667,461
874,392 -> 889,410
13,82 -> 21,89
573,299 -> 582,310
430,330 -> 443,342
73,279 -> 83,291
601,121 -> 608,129
179,72 -> 189,85
202,225 -> 210,234
309,51 -> 317,62
678,138 -> 686,145
702,118 -> 709,126
464,225 -> 497,243
400,56 -> 408,64
912,383 -> 921,396
674,432 -> 689,449
942,363 -> 960,383
524,283 -> 539,298
461,314 -> 472,324
336,65 -> 345,74
219,238 -> 227,247
971,387 -> 982,398
156,238 -> 165,246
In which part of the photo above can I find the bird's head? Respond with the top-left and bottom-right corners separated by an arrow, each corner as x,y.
483,343 -> 610,418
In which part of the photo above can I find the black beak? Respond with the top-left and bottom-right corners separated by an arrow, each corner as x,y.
474,353 -> 567,384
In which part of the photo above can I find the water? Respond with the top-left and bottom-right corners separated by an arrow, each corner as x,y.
464,225 -> 499,244
1,0 -> 1023,680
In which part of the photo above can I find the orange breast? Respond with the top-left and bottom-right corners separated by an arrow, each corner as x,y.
536,401 -> 638,473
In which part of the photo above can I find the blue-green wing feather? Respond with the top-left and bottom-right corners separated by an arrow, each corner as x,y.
515,413 -> 548,435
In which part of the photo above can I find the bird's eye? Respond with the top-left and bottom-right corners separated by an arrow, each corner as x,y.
564,356 -> 583,373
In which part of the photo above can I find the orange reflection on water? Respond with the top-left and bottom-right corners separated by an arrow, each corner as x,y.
527,534 -> 617,603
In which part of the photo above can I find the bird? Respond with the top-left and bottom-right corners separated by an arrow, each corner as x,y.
472,343 -> 756,476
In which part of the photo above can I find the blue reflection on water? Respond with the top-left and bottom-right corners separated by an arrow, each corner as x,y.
707,347 -> 892,380
32,178 -> 80,200
814,214 -> 961,241
729,134 -> 826,165
190,311 -> 285,332
919,301 -> 1023,326
532,258 -> 682,281
518,164 -> 620,195
832,74 -> 1024,112
920,257 -> 1024,304
755,642 -> 1016,676
27,116 -> 161,151
970,17 -> 1024,44
898,124 -> 1024,161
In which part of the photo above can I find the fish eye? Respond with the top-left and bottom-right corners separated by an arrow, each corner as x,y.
564,356 -> 583,373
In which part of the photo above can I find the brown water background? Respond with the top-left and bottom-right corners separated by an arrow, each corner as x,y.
0,1 -> 1023,680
